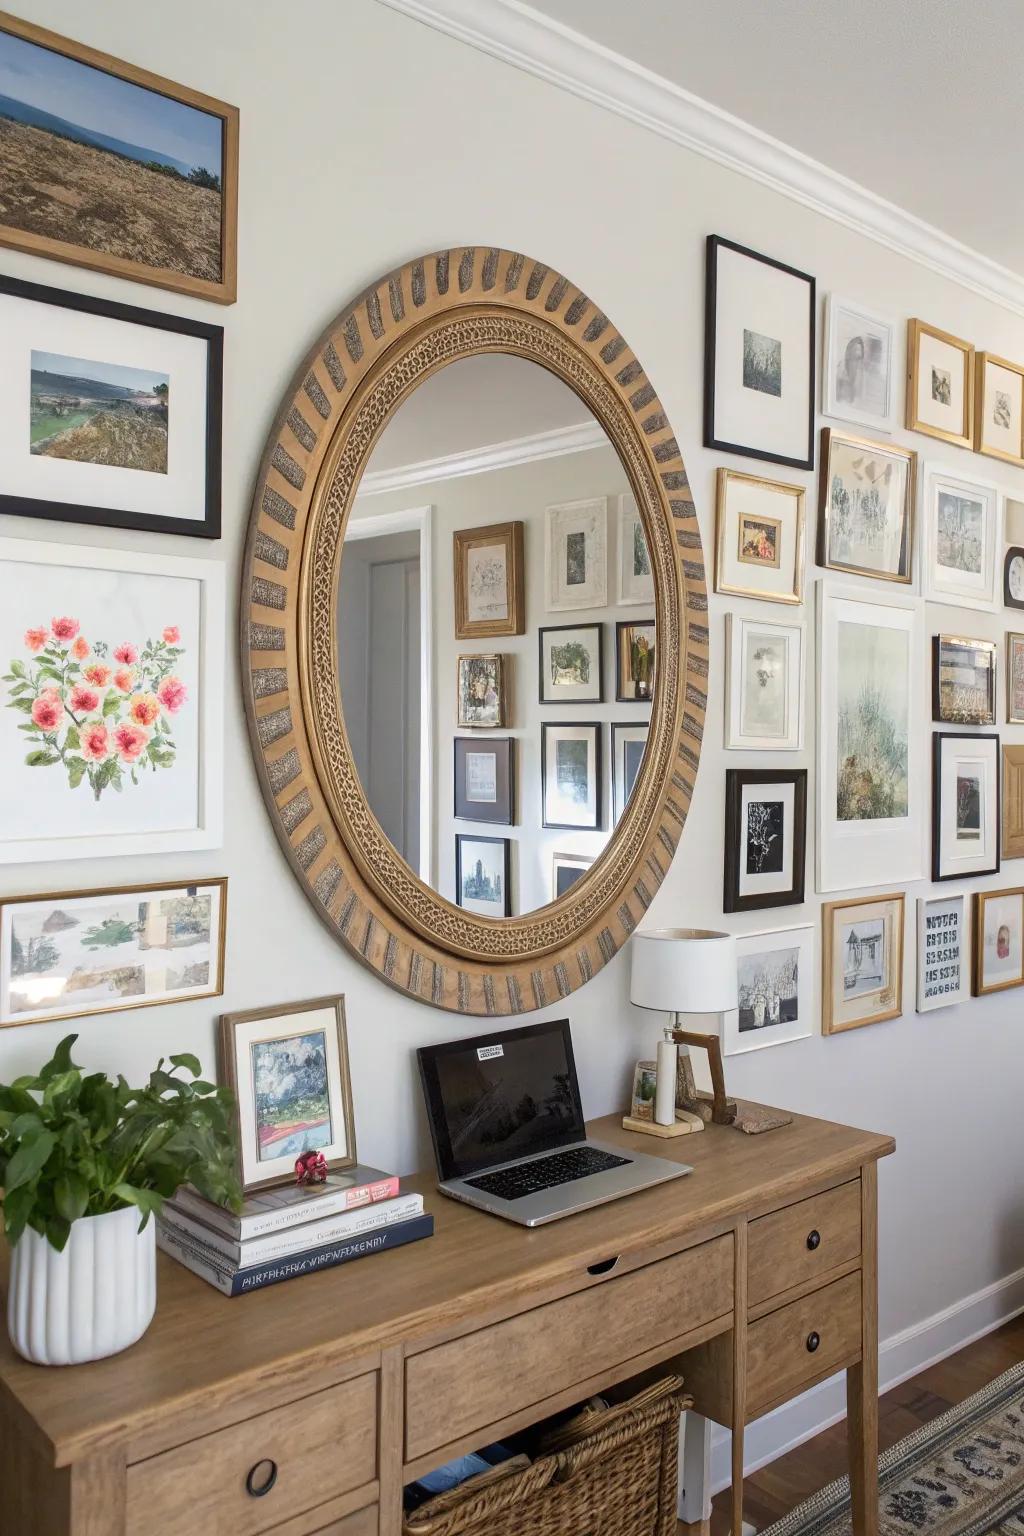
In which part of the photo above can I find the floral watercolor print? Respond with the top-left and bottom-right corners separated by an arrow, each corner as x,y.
251,1029 -> 333,1163
835,620 -> 909,821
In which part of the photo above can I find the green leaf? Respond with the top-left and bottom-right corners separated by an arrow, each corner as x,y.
102,692 -> 121,718
24,749 -> 59,767
64,725 -> 80,750
53,1172 -> 89,1223
9,697 -> 33,713
9,659 -> 26,679
40,1036 -> 79,1081
111,1183 -> 164,1229
169,1053 -> 202,1078
67,756 -> 87,789
4,1131 -> 56,1192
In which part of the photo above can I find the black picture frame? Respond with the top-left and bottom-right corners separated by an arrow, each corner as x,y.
537,622 -> 604,704
541,722 -> 603,831
931,731 -> 1000,882
1004,547 -> 1024,609
611,722 -> 648,823
931,635 -> 996,725
0,273 -> 222,539
723,767 -> 807,913
453,737 -> 515,825
704,235 -> 816,471
615,619 -> 656,703
454,833 -> 512,917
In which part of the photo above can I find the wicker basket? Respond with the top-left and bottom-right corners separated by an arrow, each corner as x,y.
403,1375 -> 692,1536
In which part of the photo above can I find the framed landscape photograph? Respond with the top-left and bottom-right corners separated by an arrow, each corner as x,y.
1006,634 -> 1024,724
916,893 -> 967,1012
907,319 -> 974,449
611,722 -> 648,822
714,467 -> 805,604
453,522 -> 524,640
822,892 -> 904,1034
972,887 -> 1024,997
1002,745 -> 1024,859
704,235 -> 815,470
455,834 -> 511,917
922,466 -> 1000,611
725,926 -> 814,1056
617,492 -> 654,605
538,623 -> 603,705
817,428 -> 915,584
219,996 -> 356,1194
457,654 -> 506,728
541,722 -> 602,830
975,352 -> 1024,467
725,613 -> 804,751
932,731 -> 1000,881
0,275 -> 222,538
723,767 -> 807,913
932,635 -> 996,725
453,736 -> 514,825
552,850 -> 592,901
545,497 -> 608,611
0,877 -> 226,1027
615,620 -> 656,702
0,13 -> 238,303
822,295 -> 896,433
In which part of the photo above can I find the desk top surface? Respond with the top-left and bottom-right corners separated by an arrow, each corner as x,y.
0,1105 -> 892,1466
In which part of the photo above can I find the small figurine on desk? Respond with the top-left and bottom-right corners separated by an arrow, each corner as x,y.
295,1148 -> 329,1186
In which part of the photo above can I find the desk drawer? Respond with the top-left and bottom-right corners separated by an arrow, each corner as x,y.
405,1234 -> 731,1460
125,1374 -> 377,1536
747,1272 -> 861,1414
748,1181 -> 861,1308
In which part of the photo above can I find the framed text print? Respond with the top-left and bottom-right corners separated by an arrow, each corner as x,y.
932,731 -> 1000,882
906,319 -> 974,449
0,538 -> 224,864
921,465 -> 1000,611
916,893 -> 967,1013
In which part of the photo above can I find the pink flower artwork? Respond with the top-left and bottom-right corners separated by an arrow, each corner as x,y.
112,723 -> 149,763
83,663 -> 111,687
80,722 -> 110,762
31,694 -> 63,730
129,693 -> 161,727
113,642 -> 138,665
51,617 -> 80,641
69,684 -> 100,715
24,627 -> 47,653
162,626 -> 180,645
157,676 -> 187,714
70,637 -> 90,661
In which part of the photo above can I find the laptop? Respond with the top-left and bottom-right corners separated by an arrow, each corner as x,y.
417,1018 -> 691,1227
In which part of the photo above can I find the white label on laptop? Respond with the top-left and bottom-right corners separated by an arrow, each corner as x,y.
477,1044 -> 504,1060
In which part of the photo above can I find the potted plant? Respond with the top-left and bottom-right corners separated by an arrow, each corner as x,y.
0,1034 -> 240,1366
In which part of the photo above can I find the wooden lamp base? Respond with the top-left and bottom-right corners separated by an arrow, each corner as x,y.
621,1109 -> 705,1137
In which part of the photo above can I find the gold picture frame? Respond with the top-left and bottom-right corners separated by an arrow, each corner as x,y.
822,892 -> 905,1034
1002,746 -> 1024,860
906,318 -> 974,449
456,654 -> 507,729
453,522 -> 525,640
974,352 -> 1024,467
972,888 -> 1024,996
715,468 -> 805,604
1007,632 -> 1024,724
817,427 -> 916,584
931,634 -> 996,725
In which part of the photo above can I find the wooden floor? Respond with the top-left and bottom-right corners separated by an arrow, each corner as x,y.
692,1313 -> 1024,1534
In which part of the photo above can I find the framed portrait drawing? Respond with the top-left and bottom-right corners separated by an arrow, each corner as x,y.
1005,548 -> 1024,609
545,498 -> 608,611
724,613 -> 804,751
552,850 -> 592,901
453,737 -> 514,825
617,492 -> 654,605
611,722 -> 648,822
457,654 -> 506,728
822,295 -> 896,433
723,767 -> 807,913
714,468 -> 805,605
1002,745 -> 1024,859
0,13 -> 238,304
817,429 -> 915,584
972,887 -> 1024,996
219,997 -> 356,1195
0,537 -> 223,864
932,731 -> 1000,881
906,319 -> 974,449
975,352 -> 1024,467
615,620 -> 656,702
704,235 -> 815,470
822,892 -> 904,1034
541,722 -> 602,830
931,635 -> 996,725
455,834 -> 512,918
0,877 -> 226,1028
453,522 -> 524,639
921,466 -> 1000,611
1007,634 -> 1024,724
725,926 -> 814,1057
916,893 -> 967,1013
538,624 -> 603,705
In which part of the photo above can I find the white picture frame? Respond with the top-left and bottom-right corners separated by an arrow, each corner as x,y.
724,925 -> 814,1056
616,492 -> 654,605
921,464 -> 1001,611
932,731 -> 1000,881
916,893 -> 967,1012
545,497 -> 608,611
822,294 -> 897,434
611,721 -> 648,822
725,612 -> 804,751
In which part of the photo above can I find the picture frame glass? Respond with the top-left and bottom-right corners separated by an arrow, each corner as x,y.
934,636 -> 995,725
543,724 -> 599,828
539,625 -> 602,704
456,836 -> 509,916
826,894 -> 903,1031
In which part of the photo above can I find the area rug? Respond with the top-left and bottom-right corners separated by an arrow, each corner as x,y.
759,1362 -> 1024,1536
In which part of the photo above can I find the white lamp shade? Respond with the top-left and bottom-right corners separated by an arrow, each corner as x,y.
630,928 -> 738,1014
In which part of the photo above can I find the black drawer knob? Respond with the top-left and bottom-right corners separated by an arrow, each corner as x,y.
246,1459 -> 278,1498
806,1331 -> 820,1353
806,1229 -> 821,1251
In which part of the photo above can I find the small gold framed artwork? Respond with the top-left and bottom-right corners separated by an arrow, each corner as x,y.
1007,633 -> 1024,724
906,318 -> 974,449
715,468 -> 805,604
822,892 -> 905,1034
972,887 -> 1024,996
931,634 -> 996,725
456,654 -> 507,728
1002,746 -> 1024,860
453,522 -> 525,640
975,352 -> 1024,467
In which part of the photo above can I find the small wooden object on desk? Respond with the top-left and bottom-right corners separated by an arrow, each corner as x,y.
672,1028 -> 737,1125
621,1108 -> 705,1137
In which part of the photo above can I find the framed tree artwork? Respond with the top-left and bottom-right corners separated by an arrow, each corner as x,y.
541,722 -> 602,831
817,428 -> 915,584
723,767 -> 807,913
725,925 -> 814,1056
453,523 -> 525,640
916,893 -> 967,1012
822,892 -> 904,1034
921,466 -> 1000,611
974,352 -> 1024,467
545,498 -> 608,611
714,468 -> 805,604
932,731 -> 1000,882
724,613 -> 804,751
972,887 -> 1024,996
822,294 -> 896,434
906,319 -> 974,449
931,635 -> 996,725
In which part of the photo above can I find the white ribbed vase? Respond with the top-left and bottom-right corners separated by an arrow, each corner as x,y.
7,1206 -> 156,1367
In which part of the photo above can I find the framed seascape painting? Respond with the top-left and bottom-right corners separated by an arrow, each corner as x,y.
916,893 -> 967,1012
0,275 -> 222,538
0,13 -> 238,304
704,235 -> 815,471
615,620 -> 656,702
219,997 -> 356,1195
457,654 -> 506,728
552,850 -> 592,900
723,767 -> 807,913
975,352 -> 1024,467
822,295 -> 896,434
921,466 -> 1000,611
1007,634 -> 1024,725
817,429 -> 915,584
453,737 -> 514,825
1003,745 -> 1024,858
541,722 -> 602,831
714,468 -> 805,605
0,538 -> 224,864
972,887 -> 1024,997
611,722 -> 648,822
932,731 -> 1000,881
822,892 -> 904,1034
907,319 -> 974,449
724,613 -> 804,751
455,834 -> 512,918
545,498 -> 608,611
725,926 -> 814,1056
538,623 -> 603,705
617,492 -> 654,605
453,522 -> 524,640
0,878 -> 226,1027
931,635 -> 996,726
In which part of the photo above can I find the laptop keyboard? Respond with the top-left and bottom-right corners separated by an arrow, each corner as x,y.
464,1146 -> 632,1202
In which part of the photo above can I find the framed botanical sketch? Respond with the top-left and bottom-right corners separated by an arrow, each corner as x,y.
611,722 -> 648,822
541,722 -> 602,830
0,877 -> 226,1028
545,498 -> 608,611
822,295 -> 896,433
552,850 -> 592,901
921,466 -> 1000,611
816,584 -> 924,891
615,620 -> 656,702
704,235 -> 815,470
617,492 -> 654,605
1005,548 -> 1024,609
0,13 -> 238,304
453,522 -> 525,639
916,893 -> 967,1012
725,926 -> 814,1056
822,892 -> 904,1034
219,997 -> 356,1194
975,353 -> 1024,467
0,276 -> 222,538
724,613 -> 804,751
457,654 -> 506,728
932,731 -> 1000,881
714,468 -> 805,604
817,428 -> 915,584
0,537 -> 224,864
455,834 -> 512,917
723,767 -> 807,913
1001,745 -> 1024,860
453,736 -> 514,824
538,624 -> 603,705
972,887 -> 1024,996
931,635 -> 996,725
906,319 -> 974,449
1007,634 -> 1024,724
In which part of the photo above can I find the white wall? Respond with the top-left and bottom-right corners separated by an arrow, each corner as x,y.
5,0 -> 1024,1473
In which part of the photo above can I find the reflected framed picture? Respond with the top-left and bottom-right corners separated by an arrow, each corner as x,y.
822,295 -> 896,433
972,886 -> 1024,996
617,492 -> 654,605
1001,745 -> 1024,860
1007,633 -> 1024,724
817,428 -> 915,584
552,850 -> 592,901
453,736 -> 514,824
457,654 -> 506,728
453,522 -> 524,639
916,893 -> 967,1012
545,497 -> 608,611
932,731 -> 1000,881
975,352 -> 1024,467
612,722 -> 648,822
921,466 -> 1000,611
615,620 -> 656,702
725,613 -> 804,751
542,722 -> 602,830
932,635 -> 996,725
538,623 -> 603,705
455,834 -> 511,917
723,767 -> 807,913
219,996 -> 356,1195
822,892 -> 904,1034
906,319 -> 974,449
714,467 -> 805,604
725,926 -> 814,1056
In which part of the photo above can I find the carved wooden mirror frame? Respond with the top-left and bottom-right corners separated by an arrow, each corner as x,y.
242,247 -> 708,1015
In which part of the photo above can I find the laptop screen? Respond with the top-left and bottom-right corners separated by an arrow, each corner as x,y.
417,1019 -> 586,1181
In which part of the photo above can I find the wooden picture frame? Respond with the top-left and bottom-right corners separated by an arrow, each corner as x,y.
453,736 -> 515,825
456,654 -> 507,729
537,623 -> 603,705
1002,745 -> 1024,860
455,833 -> 512,918
615,620 -> 656,702
931,635 -> 996,725
906,319 -> 974,449
541,722 -> 602,831
817,427 -> 915,584
932,731 -> 1000,882
723,767 -> 807,913
453,522 -> 525,640
822,892 -> 904,1034
714,468 -> 805,604
974,351 -> 1024,467
972,887 -> 1024,996
1007,633 -> 1024,724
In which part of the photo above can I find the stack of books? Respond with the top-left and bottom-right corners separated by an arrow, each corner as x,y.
157,1164 -> 433,1297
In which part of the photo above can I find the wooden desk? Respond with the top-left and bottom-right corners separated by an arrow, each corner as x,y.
0,1106 -> 892,1536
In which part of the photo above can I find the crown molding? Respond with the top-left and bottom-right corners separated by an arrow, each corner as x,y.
355,418 -> 607,497
377,0 -> 1024,318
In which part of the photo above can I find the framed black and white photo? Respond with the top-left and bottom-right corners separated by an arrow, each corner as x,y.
931,635 -> 996,725
724,613 -> 804,751
932,731 -> 1000,882
723,767 -> 807,913
907,319 -> 974,450
611,722 -> 648,822
916,893 -> 967,1012
975,352 -> 1024,467
724,926 -> 814,1056
617,492 -> 654,605
817,428 -> 915,584
552,850 -> 592,901
922,465 -> 1000,611
455,834 -> 512,917
615,620 -> 656,702
822,295 -> 896,434
704,235 -> 815,470
714,467 -> 805,605
541,722 -> 602,830
538,624 -> 603,705
545,497 -> 608,611
457,654 -> 506,728
453,736 -> 514,825
822,893 -> 904,1034
0,274 -> 222,538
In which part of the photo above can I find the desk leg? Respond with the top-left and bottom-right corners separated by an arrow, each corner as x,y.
847,1163 -> 879,1536
730,1222 -> 748,1536
679,1410 -> 712,1531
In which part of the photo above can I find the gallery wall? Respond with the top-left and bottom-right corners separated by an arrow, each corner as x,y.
3,0 -> 1024,1478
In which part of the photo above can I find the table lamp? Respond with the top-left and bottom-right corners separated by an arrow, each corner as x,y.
630,928 -> 737,1127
